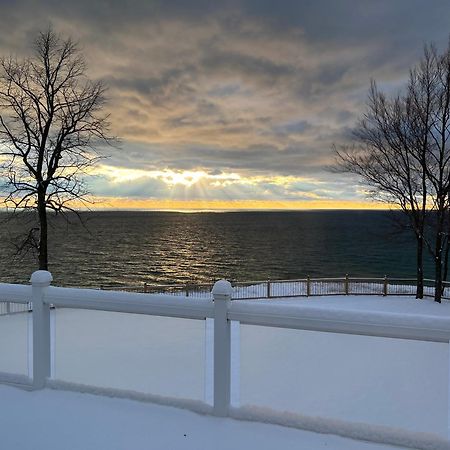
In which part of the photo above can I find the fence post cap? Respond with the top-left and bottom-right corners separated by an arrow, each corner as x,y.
212,279 -> 232,297
30,270 -> 53,286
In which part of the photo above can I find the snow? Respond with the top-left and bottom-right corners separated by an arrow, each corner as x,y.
0,294 -> 449,449
236,296 -> 449,438
255,295 -> 450,316
231,406 -> 450,450
0,309 -> 28,374
0,384 -> 416,450
234,293 -> 450,319
232,294 -> 450,331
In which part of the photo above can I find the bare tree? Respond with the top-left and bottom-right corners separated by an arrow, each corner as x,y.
420,43 -> 450,302
0,29 -> 111,270
337,42 -> 450,302
336,80 -> 430,299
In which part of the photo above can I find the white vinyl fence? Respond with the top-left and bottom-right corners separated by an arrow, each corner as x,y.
0,271 -> 449,449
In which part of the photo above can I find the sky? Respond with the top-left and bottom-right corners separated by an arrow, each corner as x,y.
0,0 -> 450,210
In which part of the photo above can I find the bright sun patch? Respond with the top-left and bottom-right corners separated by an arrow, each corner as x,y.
162,170 -> 206,186
96,165 -> 242,187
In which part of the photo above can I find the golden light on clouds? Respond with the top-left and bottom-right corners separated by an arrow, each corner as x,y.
96,165 -> 242,187
86,164 -> 386,210
0,161 -> 388,210
95,164 -> 331,188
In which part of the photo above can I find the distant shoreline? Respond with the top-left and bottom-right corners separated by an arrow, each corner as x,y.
0,208 -> 394,214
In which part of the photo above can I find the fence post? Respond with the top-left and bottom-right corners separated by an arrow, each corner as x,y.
6,301 -> 10,314
212,279 -> 233,416
143,283 -> 147,293
31,270 -> 53,389
345,274 -> 349,295
267,279 -> 271,298
307,275 -> 311,297
383,275 -> 388,297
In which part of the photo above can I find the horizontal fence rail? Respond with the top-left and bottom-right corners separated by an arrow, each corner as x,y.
228,302 -> 450,343
99,276 -> 450,300
46,286 -> 214,320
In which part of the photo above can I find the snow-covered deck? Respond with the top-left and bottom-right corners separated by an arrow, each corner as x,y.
0,384 -> 406,450
1,294 -> 450,449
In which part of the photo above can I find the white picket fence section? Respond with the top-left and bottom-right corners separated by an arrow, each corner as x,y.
1,270 -> 450,449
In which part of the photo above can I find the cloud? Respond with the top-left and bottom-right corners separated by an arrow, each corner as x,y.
0,1 -> 449,204
87,164 -> 362,203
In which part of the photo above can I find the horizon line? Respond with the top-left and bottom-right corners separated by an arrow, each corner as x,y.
0,198 -> 395,212
72,198 -> 396,211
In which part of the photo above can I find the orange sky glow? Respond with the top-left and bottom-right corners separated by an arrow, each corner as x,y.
87,198 -> 392,211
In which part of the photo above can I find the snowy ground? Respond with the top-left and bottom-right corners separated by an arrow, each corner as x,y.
0,384 -> 405,450
0,295 -> 449,449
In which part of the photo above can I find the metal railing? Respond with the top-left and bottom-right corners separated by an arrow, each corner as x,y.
0,301 -> 31,315
99,276 -> 450,300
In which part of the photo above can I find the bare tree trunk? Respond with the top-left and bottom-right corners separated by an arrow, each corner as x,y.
442,200 -> 450,297
37,190 -> 48,271
416,233 -> 424,298
435,256 -> 443,303
442,238 -> 449,298
434,221 -> 443,303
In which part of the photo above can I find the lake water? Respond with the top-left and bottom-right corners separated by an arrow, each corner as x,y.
0,210 -> 432,288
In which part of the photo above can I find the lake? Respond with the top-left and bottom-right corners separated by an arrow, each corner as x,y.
0,210 -> 431,288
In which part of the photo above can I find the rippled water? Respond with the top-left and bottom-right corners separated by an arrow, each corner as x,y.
0,211 -> 432,288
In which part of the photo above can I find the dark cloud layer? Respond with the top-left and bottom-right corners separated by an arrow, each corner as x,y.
0,1 -> 449,202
